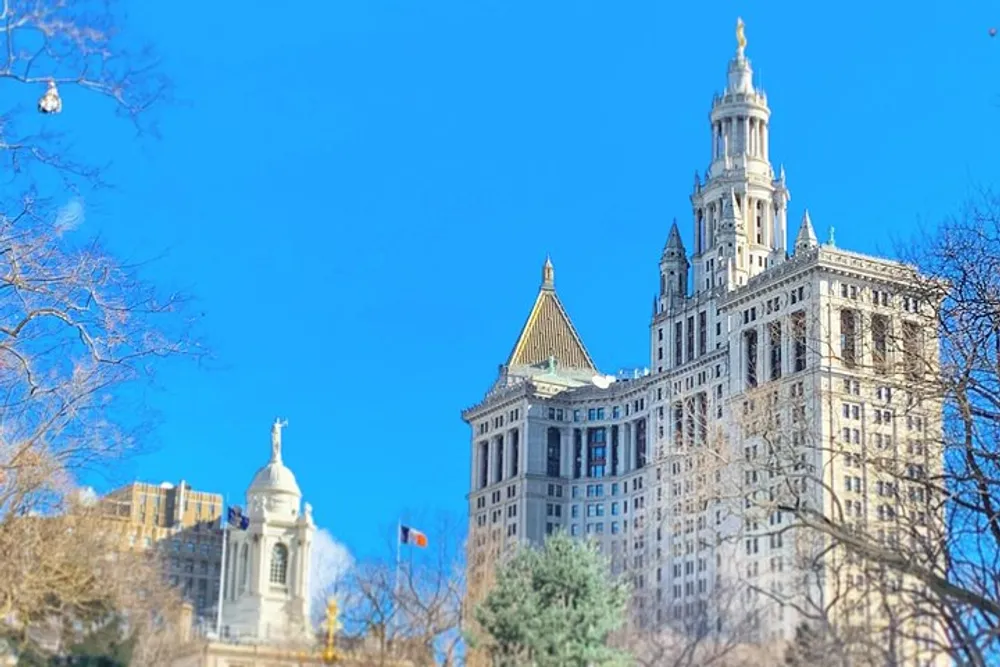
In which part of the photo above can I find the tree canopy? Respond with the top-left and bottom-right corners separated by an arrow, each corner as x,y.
473,533 -> 631,667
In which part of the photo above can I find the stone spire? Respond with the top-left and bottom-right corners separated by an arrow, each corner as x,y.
794,210 -> 819,254
722,187 -> 742,224
541,255 -> 555,290
663,219 -> 685,255
659,219 -> 689,302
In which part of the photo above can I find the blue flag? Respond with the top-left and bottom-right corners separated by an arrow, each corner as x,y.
227,506 -> 250,530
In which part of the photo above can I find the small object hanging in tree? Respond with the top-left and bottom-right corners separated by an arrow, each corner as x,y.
38,79 -> 62,114
990,27 -> 997,38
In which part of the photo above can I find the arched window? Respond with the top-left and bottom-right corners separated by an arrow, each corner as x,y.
270,543 -> 289,585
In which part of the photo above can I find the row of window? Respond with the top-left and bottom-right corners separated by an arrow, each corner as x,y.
544,478 -> 646,500
545,400 -> 647,424
743,310 -> 808,388
476,408 -> 522,435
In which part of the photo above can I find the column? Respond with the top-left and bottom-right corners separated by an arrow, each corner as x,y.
295,533 -> 308,600
288,543 -> 298,597
487,439 -> 497,486
249,535 -> 262,595
762,123 -> 769,160
302,534 -> 312,603
471,442 -> 480,490
232,539 -> 242,599
573,428 -> 582,479
503,433 -> 512,479
778,203 -> 787,253
743,116 -> 750,155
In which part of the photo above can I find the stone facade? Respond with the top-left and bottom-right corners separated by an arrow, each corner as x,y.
462,18 -> 946,666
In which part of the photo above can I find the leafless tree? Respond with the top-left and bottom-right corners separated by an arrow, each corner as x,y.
317,515 -> 466,666
0,0 -> 168,183
0,499 -> 187,665
720,198 -> 1000,665
617,579 -> 777,667
0,0 -> 193,656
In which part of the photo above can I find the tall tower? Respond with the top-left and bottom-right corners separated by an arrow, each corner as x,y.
221,419 -> 315,643
690,18 -> 790,293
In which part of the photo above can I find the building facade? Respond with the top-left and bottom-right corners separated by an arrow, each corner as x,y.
463,19 -> 944,665
219,419 -> 315,644
100,480 -> 224,621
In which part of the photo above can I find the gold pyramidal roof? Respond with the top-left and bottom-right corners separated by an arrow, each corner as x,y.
505,257 -> 597,373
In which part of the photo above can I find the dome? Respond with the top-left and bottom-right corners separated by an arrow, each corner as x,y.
248,459 -> 301,497
247,418 -> 302,498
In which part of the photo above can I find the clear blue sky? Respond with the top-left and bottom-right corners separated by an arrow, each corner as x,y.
74,0 -> 999,560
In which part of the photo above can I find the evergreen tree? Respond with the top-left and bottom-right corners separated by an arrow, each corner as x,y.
784,623 -> 822,666
472,532 -> 631,667
62,614 -> 135,666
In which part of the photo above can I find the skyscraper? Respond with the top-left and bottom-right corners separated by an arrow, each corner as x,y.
462,18 -> 944,664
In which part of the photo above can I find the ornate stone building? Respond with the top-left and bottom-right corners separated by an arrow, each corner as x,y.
463,18 -> 946,665
219,419 -> 315,643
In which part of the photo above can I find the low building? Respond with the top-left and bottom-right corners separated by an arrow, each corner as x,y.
99,480 -> 224,621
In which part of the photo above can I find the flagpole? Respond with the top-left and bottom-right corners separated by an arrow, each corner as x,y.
215,499 -> 228,638
394,520 -> 402,637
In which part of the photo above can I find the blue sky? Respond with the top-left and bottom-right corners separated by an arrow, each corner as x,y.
71,0 -> 999,560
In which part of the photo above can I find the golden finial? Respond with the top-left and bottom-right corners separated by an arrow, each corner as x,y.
322,598 -> 341,664
736,17 -> 747,54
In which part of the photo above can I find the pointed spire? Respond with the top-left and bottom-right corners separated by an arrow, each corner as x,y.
779,164 -> 786,184
723,187 -> 742,219
664,219 -> 685,254
794,210 -> 819,254
693,170 -> 701,192
507,261 -> 597,372
541,255 -> 555,290
828,226 -> 837,247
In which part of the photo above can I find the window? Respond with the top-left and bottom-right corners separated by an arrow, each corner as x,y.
270,543 -> 289,585
674,322 -> 683,366
698,311 -> 707,356
791,310 -> 807,372
744,329 -> 758,388
840,309 -> 858,367
769,320 -> 782,381
903,321 -> 923,380
686,316 -> 695,361
872,314 -> 889,373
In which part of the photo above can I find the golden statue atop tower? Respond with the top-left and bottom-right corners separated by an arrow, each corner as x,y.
736,17 -> 747,54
